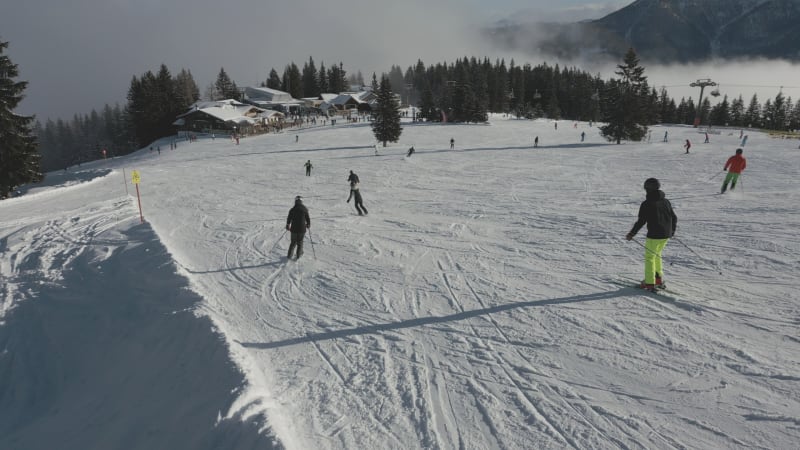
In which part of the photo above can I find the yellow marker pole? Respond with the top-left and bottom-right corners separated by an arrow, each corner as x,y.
131,170 -> 144,223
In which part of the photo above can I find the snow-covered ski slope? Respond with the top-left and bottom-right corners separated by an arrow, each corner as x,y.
1,116 -> 798,449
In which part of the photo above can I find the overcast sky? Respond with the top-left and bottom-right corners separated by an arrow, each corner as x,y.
2,0 -> 798,122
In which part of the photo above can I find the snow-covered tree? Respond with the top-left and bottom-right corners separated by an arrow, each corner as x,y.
0,39 -> 42,198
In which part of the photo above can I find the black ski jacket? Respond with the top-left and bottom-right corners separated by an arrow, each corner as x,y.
286,203 -> 310,232
348,172 -> 360,185
629,190 -> 677,239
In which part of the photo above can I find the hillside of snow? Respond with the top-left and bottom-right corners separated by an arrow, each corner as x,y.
1,116 -> 798,449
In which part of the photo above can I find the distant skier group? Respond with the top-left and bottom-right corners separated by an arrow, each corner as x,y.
283,126 -> 750,286
284,165 -> 371,260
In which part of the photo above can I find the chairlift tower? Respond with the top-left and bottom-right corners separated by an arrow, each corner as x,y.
690,78 -> 717,127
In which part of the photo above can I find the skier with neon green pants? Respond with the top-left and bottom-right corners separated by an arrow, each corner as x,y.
626,178 -> 678,292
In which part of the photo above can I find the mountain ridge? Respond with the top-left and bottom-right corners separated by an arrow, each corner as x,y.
487,0 -> 800,62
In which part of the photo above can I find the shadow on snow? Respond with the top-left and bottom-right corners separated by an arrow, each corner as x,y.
238,288 -> 629,350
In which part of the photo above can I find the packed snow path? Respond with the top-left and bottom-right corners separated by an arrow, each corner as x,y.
2,117 -> 798,449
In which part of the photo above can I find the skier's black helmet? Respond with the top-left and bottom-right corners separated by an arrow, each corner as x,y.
643,178 -> 660,191
295,195 -> 303,203
736,148 -> 743,154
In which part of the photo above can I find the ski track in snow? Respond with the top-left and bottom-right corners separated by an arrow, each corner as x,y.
2,117 -> 799,449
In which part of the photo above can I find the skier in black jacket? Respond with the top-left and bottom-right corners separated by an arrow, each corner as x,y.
286,196 -> 310,260
626,178 -> 677,291
346,170 -> 368,215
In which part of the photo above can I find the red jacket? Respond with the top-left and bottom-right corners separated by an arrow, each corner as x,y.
724,154 -> 747,173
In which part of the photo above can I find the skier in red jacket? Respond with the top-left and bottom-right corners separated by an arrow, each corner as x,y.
721,148 -> 747,193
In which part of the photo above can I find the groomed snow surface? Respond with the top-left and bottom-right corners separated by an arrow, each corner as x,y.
1,116 -> 798,449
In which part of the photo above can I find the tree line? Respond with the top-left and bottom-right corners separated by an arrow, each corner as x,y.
4,35 -> 800,197
35,54 -> 800,174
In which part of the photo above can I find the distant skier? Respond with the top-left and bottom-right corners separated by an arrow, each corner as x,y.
407,146 -> 415,157
720,148 -> 746,193
580,131 -> 585,142
704,132 -> 709,143
296,135 -> 299,143
450,138 -> 455,149
554,122 -> 558,130
626,178 -> 677,292
286,196 -> 310,260
304,159 -> 313,176
663,131 -> 668,142
684,139 -> 691,154
741,135 -> 748,147
374,143 -> 379,156
346,170 -> 368,215
534,136 -> 539,148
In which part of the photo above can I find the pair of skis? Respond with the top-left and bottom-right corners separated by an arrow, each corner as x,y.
609,276 -> 677,298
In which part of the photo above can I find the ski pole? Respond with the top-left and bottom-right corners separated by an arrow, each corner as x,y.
673,237 -> 723,275
630,237 -> 665,259
268,229 -> 288,253
707,170 -> 724,181
308,229 -> 317,259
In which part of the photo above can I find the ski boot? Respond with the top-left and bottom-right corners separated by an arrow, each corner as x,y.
655,275 -> 666,290
639,281 -> 657,293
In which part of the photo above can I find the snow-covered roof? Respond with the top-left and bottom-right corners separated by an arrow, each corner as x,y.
177,100 -> 264,124
258,110 -> 285,118
330,93 -> 365,106
190,99 -> 247,109
244,86 -> 294,103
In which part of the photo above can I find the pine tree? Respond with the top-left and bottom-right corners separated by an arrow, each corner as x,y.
336,63 -> 348,93
282,63 -> 302,99
302,57 -> 319,98
684,98 -> 697,125
418,81 -> 436,121
0,40 -> 42,198
744,94 -> 761,128
371,72 -> 379,93
789,98 -> 800,131
371,75 -> 402,146
215,67 -> 240,100
709,95 -> 730,126
762,98 -> 774,129
769,91 -> 788,130
266,69 -> 282,90
600,48 -> 648,144
317,62 -> 328,93
174,69 -> 200,111
730,95 -> 745,127
387,65 -> 405,95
